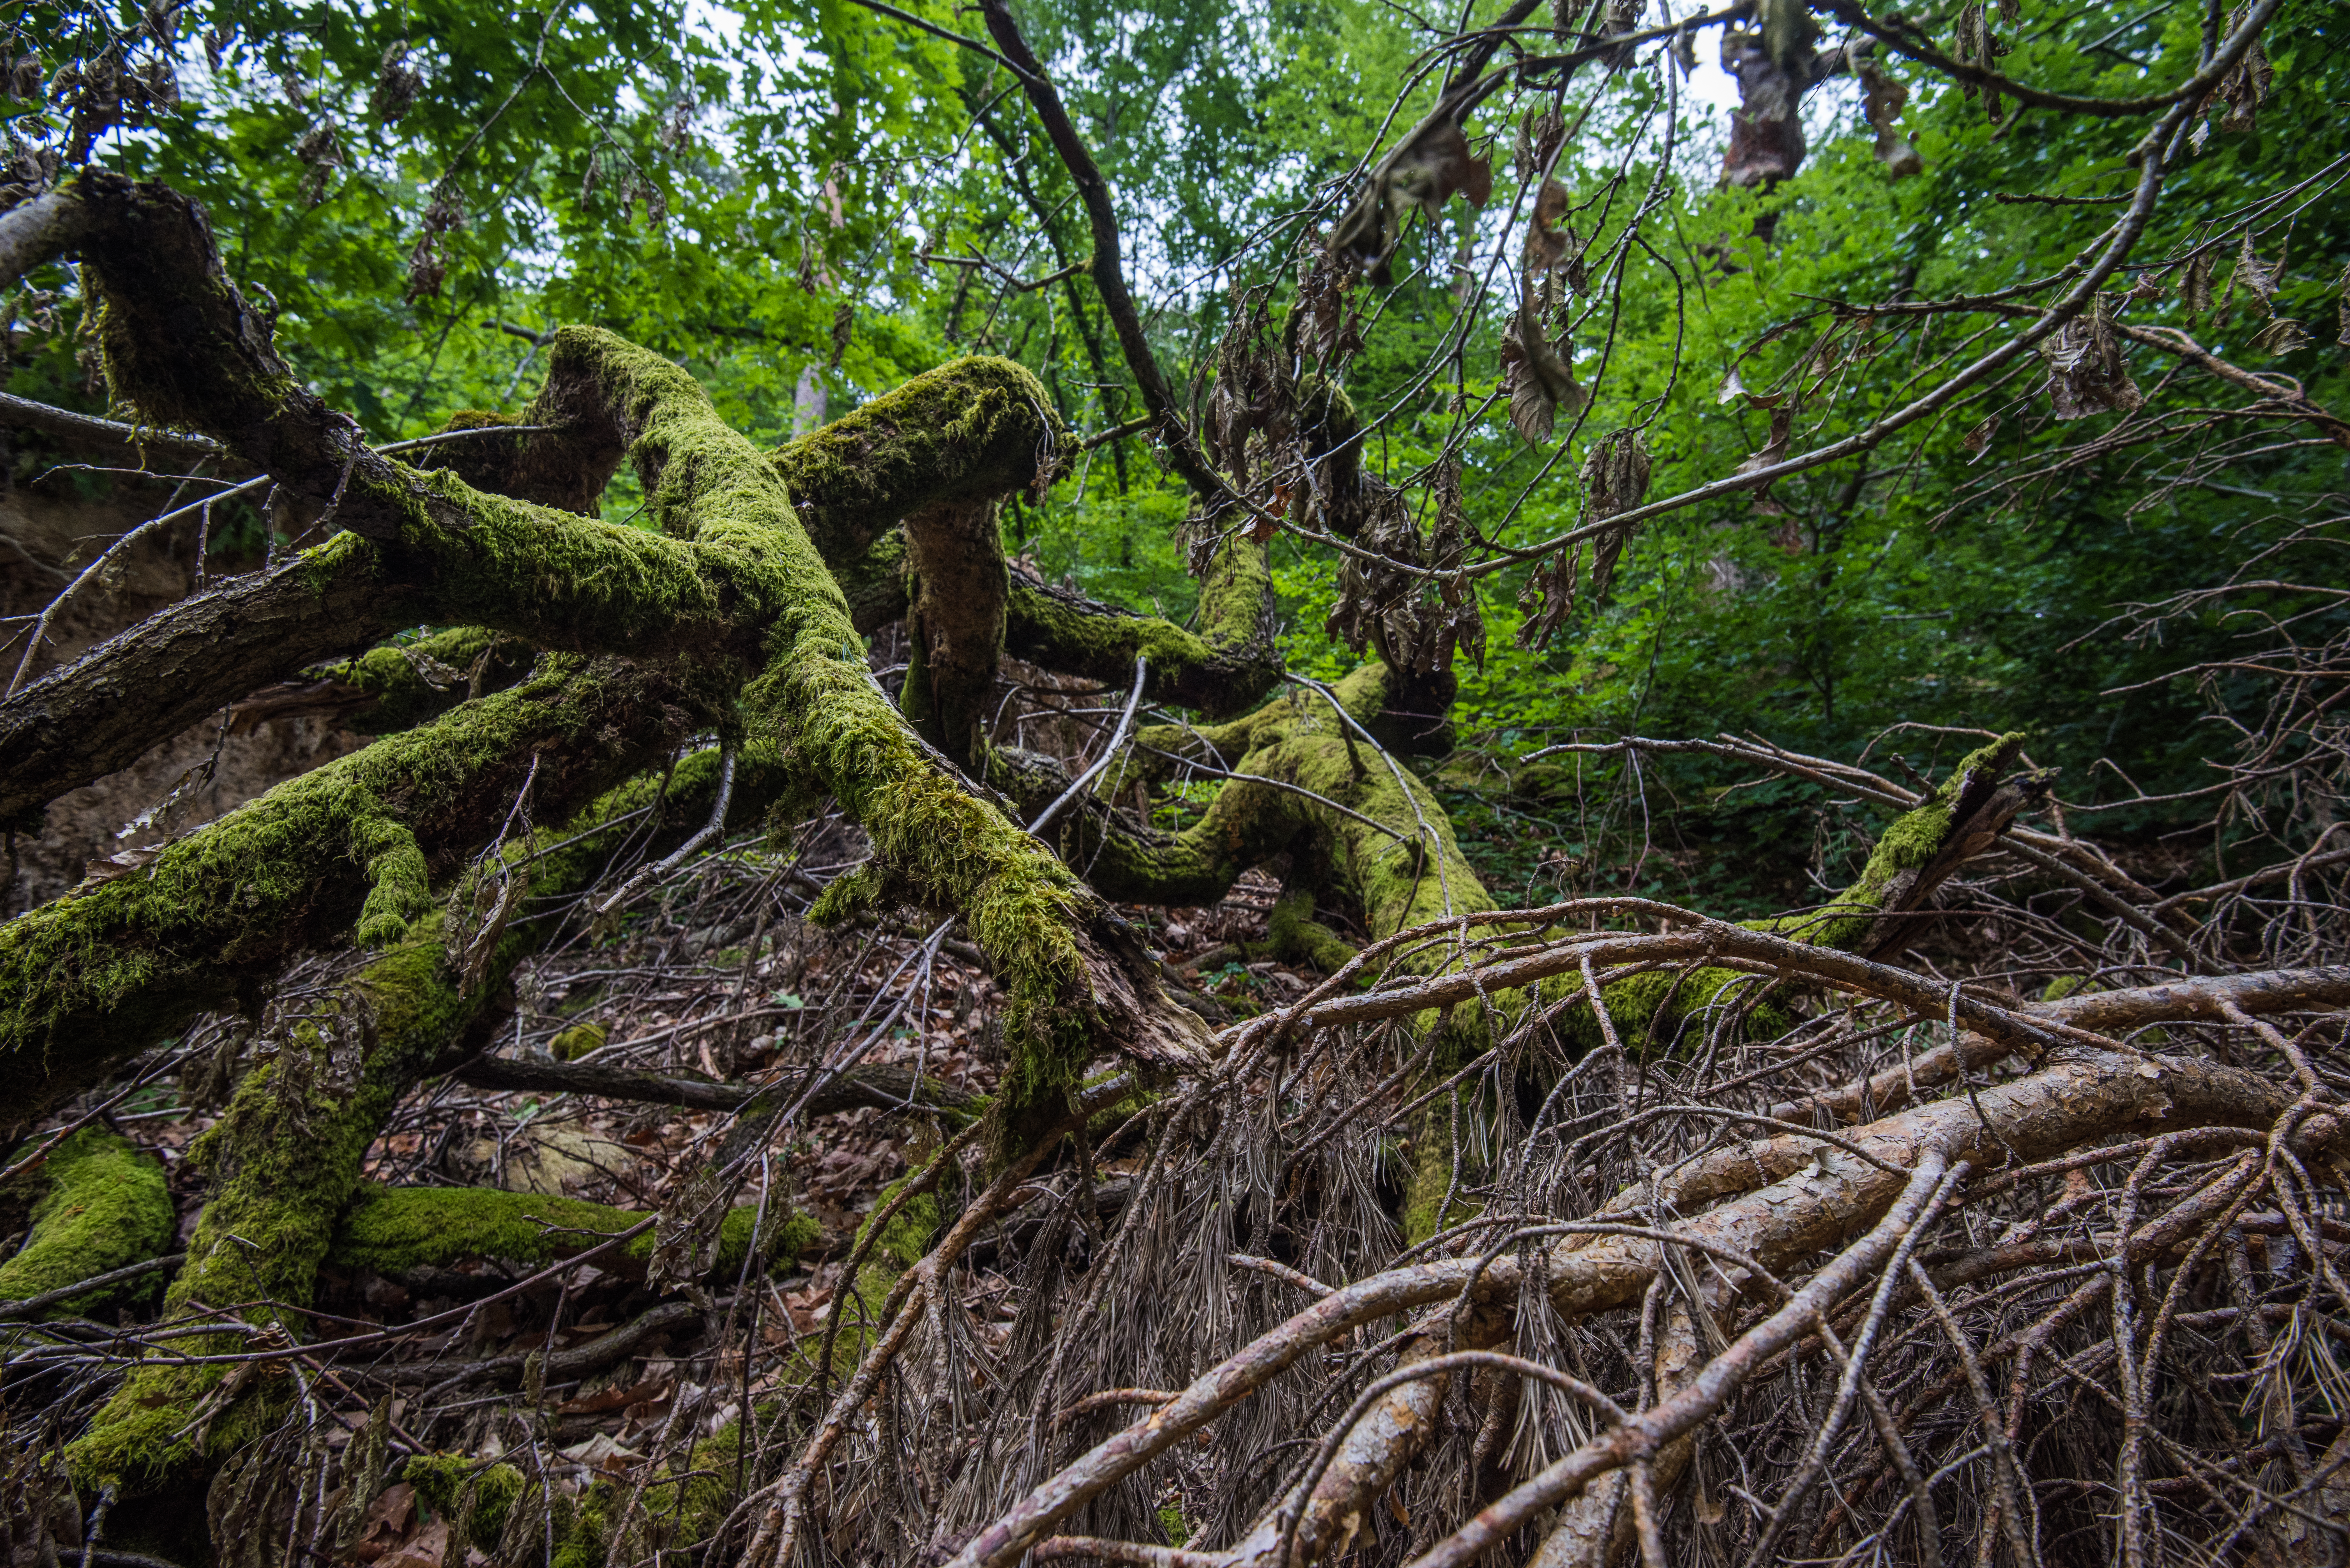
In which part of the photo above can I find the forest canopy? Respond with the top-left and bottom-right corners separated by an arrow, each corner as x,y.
0,0 -> 2346,1566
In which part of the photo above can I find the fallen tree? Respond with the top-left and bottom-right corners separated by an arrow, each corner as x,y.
4,0 -> 2346,1565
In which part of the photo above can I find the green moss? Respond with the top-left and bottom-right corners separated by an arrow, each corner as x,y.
1084,667 -> 1493,948
333,627 -> 535,736
550,1021 -> 608,1060
1241,884 -> 1359,976
0,1129 -> 173,1315
0,656 -> 663,1112
327,1182 -> 813,1279
1160,1504 -> 1190,1548
768,356 -> 1062,560
1551,964 -> 1788,1059
545,1419 -> 749,1565
834,526 -> 912,636
65,757 -> 752,1497
1402,1099 -> 1481,1246
1002,534 -> 1277,720
404,1452 -> 526,1548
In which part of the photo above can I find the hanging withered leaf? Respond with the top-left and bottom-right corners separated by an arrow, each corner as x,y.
1734,403 -> 1795,478
1206,281 -> 1299,497
1514,108 -> 1565,185
663,96 -> 699,155
1293,237 -> 1358,363
1323,484 -> 1422,662
2212,3 -> 2274,134
2234,231 -> 2279,314
1428,459 -> 1485,671
404,184 -> 465,302
1331,115 -> 1493,286
1960,412 -> 2000,463
2040,296 -> 2143,419
1580,428 -> 1651,598
1501,312 -> 1585,447
1524,178 -> 1571,273
1582,428 -> 1651,520
2183,250 -> 2216,319
371,41 -> 421,123
1853,51 -> 1923,179
2248,316 -> 2310,355
7,54 -> 41,102
829,301 -> 855,369
1598,0 -> 1642,70
1952,2 -> 2012,124
294,118 -> 341,207
2338,263 -> 2350,348
1516,541 -> 1581,651
1502,209 -> 1585,455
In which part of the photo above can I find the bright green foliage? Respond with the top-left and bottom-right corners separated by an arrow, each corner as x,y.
0,1129 -> 173,1316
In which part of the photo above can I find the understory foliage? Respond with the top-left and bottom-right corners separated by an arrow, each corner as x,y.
2,0 -> 2348,1566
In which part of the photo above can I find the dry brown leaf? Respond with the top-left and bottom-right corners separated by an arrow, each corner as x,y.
555,1375 -> 671,1416
376,1517 -> 449,1568
2249,316 -> 2310,354
1331,116 -> 1493,285
1961,412 -> 2001,463
1854,55 -> 1923,179
1734,403 -> 1795,477
2041,298 -> 2144,419
2213,4 -> 2274,134
2184,250 -> 2216,319
1501,309 -> 1586,447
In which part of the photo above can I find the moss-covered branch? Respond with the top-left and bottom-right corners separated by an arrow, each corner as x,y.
1752,732 -> 2048,960
0,654 -> 721,1130
1003,534 -> 1280,719
327,1182 -> 815,1280
61,751 -> 751,1495
1073,664 -> 1495,942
